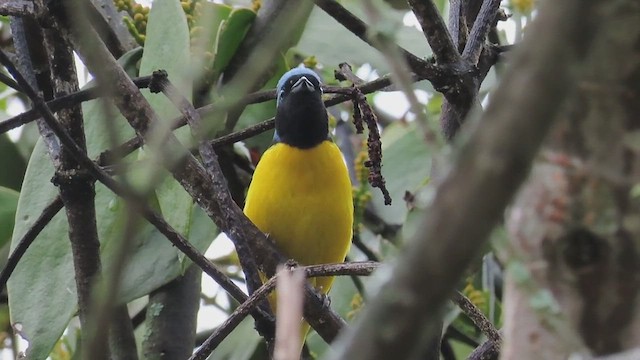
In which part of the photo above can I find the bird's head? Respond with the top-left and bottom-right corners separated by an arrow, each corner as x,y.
274,68 -> 329,149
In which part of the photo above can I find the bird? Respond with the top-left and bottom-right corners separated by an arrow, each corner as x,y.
243,67 -> 354,341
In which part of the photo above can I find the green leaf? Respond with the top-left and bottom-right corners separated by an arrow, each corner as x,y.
192,3 -> 232,74
9,138 -> 79,360
212,7 -> 256,76
140,0 -> 192,105
207,317 -> 262,360
139,0 -> 194,238
0,186 -> 18,250
369,121 -> 431,225
449,339 -> 476,359
434,0 -> 447,12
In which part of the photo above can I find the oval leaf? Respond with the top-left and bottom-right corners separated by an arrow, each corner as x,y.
211,7 -> 256,76
139,0 -> 194,239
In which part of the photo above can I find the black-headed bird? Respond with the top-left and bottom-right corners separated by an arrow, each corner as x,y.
243,67 -> 354,343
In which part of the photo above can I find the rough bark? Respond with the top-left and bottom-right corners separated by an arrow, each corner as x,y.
503,1 -> 640,358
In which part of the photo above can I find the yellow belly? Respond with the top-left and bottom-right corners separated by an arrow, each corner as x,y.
244,140 -> 354,294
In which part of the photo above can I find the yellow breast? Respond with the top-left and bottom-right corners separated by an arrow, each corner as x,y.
244,140 -> 354,292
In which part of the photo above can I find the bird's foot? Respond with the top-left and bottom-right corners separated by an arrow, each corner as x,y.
318,292 -> 332,309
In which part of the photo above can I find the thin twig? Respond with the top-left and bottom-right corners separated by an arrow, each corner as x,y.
467,339 -> 500,360
208,118 -> 275,149
352,235 -> 380,262
352,87 -> 392,205
451,291 -> 501,344
334,62 -> 365,85
0,197 -> 64,290
190,270 -> 282,360
0,76 -> 152,135
0,71 -> 22,92
344,256 -> 367,298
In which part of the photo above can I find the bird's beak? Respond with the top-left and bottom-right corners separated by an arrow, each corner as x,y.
291,76 -> 315,94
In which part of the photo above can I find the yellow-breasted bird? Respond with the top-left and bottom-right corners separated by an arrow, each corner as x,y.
243,67 -> 354,338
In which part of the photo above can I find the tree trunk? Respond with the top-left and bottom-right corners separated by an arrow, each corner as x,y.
503,1 -> 640,358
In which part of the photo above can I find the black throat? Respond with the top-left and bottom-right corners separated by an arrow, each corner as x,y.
275,90 -> 329,149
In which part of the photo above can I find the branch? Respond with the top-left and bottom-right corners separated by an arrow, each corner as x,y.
0,197 -> 63,290
108,304 -> 138,360
467,339 -> 500,360
191,262 -> 379,360
328,0 -> 600,357
462,0 -> 502,64
407,0 -> 461,64
274,267 -> 305,360
350,86 -> 392,204
9,17 -> 61,165
440,0 -> 503,141
208,118 -> 275,149
451,291 -> 501,344
43,15 -> 104,332
352,235 -> 380,262
0,0 -> 41,17
334,62 -> 365,85
0,76 -> 152,135
448,0 -> 466,52
142,266 -> 201,359
0,71 -> 22,92
88,0 -> 137,55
